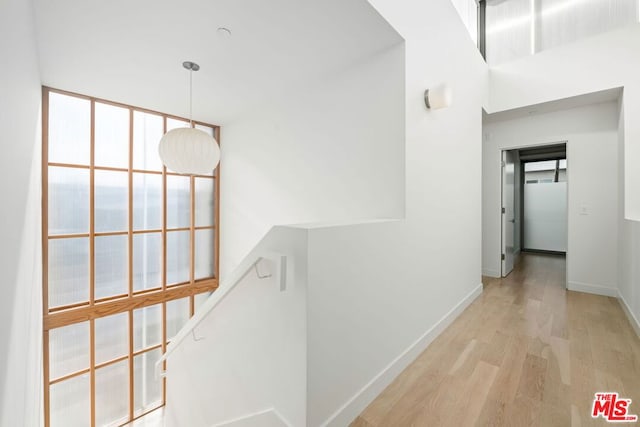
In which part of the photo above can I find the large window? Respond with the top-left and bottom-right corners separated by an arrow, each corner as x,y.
484,0 -> 638,65
42,87 -> 219,427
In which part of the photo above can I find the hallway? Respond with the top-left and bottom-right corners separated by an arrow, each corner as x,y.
353,253 -> 640,426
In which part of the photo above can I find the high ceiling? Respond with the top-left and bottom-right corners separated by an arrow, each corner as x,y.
33,0 -> 402,124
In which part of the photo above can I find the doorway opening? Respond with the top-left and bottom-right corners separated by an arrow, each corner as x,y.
501,143 -> 567,277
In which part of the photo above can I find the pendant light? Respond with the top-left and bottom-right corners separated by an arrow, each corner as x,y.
158,61 -> 220,175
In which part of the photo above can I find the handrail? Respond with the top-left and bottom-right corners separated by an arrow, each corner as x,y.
155,253 -> 286,378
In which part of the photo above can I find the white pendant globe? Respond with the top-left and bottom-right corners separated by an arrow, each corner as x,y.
158,127 -> 220,175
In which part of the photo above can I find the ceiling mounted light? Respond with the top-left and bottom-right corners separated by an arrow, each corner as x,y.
424,83 -> 452,110
158,61 -> 220,175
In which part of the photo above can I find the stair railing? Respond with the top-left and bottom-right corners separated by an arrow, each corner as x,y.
155,253 -> 288,378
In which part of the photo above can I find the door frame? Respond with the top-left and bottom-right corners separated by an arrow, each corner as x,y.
498,140 -> 569,287
500,150 -> 516,277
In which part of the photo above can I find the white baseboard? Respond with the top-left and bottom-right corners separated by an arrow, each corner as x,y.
617,291 -> 640,338
212,408 -> 292,427
567,281 -> 617,297
482,268 -> 501,278
321,283 -> 484,427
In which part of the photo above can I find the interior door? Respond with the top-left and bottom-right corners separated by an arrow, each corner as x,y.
501,150 -> 516,276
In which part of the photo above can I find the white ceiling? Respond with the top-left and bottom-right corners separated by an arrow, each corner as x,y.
33,0 -> 402,124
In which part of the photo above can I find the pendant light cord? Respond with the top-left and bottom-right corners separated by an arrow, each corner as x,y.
189,68 -> 193,127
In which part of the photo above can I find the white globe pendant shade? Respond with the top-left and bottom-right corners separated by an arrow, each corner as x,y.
158,127 -> 220,175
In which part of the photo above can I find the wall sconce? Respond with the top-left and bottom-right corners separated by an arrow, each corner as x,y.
424,83 -> 452,110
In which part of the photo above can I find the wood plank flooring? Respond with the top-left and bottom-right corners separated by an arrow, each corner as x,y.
353,253 -> 640,427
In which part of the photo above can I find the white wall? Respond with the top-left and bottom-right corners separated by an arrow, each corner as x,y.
211,0 -> 487,425
618,219 -> 640,334
566,115 -> 619,295
617,97 -> 640,334
166,226 -> 308,427
0,0 -> 43,425
483,102 -> 619,296
489,24 -> 640,221
219,43 -> 405,278
305,221 -> 483,426
303,0 -> 486,424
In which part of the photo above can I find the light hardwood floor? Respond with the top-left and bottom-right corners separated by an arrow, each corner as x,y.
352,253 -> 640,427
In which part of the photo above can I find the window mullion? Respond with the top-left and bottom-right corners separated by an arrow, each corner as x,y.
89,98 -> 97,427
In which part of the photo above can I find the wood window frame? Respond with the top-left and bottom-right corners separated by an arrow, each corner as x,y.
42,86 -> 220,427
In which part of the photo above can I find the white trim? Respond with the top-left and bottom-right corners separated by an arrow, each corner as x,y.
212,408 -> 293,427
320,283 -> 484,427
567,281 -> 617,297
618,291 -> 640,338
482,268 -> 501,278
498,139 -> 568,152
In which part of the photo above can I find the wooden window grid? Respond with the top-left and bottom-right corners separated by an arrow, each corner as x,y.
42,87 -> 220,427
